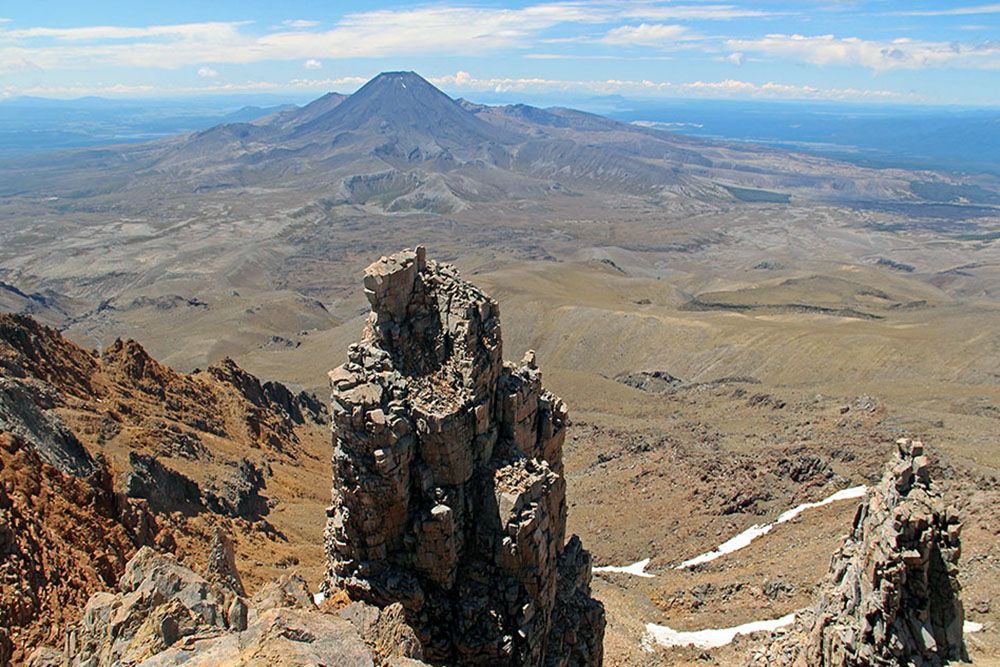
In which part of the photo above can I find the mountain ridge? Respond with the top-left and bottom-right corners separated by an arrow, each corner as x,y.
1,70 -> 950,214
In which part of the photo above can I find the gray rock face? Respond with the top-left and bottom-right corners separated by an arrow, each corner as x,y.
123,451 -> 202,512
124,452 -> 270,521
203,458 -> 269,520
0,378 -> 94,477
749,439 -> 967,667
204,528 -> 245,597
51,547 -> 426,667
615,370 -> 683,394
325,247 -> 605,666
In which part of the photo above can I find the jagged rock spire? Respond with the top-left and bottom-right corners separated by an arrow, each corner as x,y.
749,438 -> 967,666
325,247 -> 604,666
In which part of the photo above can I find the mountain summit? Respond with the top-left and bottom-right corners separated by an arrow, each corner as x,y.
283,71 -> 516,153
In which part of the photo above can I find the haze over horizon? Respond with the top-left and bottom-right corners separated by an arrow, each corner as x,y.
2,0 -> 1000,106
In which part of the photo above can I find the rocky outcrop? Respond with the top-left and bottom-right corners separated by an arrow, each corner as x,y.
124,452 -> 271,521
203,458 -> 269,520
325,247 -> 604,666
209,357 -> 327,431
0,377 -> 95,476
41,547 -> 427,667
749,439 -> 967,666
615,370 -> 683,394
0,433 -> 152,663
0,312 -> 330,660
0,313 -> 97,398
124,451 -> 203,513
205,528 -> 246,597
262,379 -> 328,426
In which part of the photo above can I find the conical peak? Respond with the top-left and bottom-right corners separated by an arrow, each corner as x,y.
354,71 -> 442,98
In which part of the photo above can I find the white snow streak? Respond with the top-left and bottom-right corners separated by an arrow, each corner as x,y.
644,613 -> 797,649
594,558 -> 655,578
676,485 -> 867,569
965,620 -> 984,633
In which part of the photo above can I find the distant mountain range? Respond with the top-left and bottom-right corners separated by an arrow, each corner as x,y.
9,71 -> 978,215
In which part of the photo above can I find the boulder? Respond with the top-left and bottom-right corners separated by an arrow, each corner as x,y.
58,546 -> 427,667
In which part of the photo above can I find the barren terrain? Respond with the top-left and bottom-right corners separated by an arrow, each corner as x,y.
2,72 -> 999,664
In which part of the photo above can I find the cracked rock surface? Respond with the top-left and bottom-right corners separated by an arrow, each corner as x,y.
748,439 -> 967,667
326,247 -> 605,666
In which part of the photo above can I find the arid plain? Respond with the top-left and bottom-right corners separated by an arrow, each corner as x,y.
2,73 -> 1000,664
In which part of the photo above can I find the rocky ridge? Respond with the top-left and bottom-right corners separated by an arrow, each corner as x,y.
326,247 -> 605,665
0,313 -> 329,662
0,432 -> 150,665
748,438 -> 967,666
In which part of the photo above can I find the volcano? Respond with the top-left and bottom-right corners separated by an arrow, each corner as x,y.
1,70 -> 920,214
280,71 -> 518,152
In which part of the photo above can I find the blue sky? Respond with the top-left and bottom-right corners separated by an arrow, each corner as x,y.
1,1 -> 998,105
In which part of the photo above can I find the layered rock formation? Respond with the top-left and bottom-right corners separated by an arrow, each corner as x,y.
750,439 -> 967,666
325,247 -> 605,665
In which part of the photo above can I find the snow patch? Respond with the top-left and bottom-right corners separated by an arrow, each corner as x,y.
676,485 -> 867,569
965,620 -> 984,634
645,613 -> 796,649
594,558 -> 655,578
313,591 -> 326,605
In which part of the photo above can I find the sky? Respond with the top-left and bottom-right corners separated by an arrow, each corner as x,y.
1,1 -> 999,106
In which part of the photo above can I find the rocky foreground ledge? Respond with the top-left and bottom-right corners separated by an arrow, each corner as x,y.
326,247 -> 605,665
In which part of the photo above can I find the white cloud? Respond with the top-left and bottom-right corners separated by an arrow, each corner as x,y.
527,53 -> 675,61
2,21 -> 249,41
256,4 -> 608,59
282,19 -> 320,29
727,33 -> 1000,70
197,66 -> 218,78
2,76 -> 369,98
0,54 -> 43,75
620,4 -> 784,20
887,3 -> 1000,16
0,4 -> 607,70
601,23 -> 689,47
0,2 -> 996,86
289,76 -> 368,88
430,70 -> 911,102
8,82 -> 159,96
0,69 -> 916,103
0,21 -> 254,72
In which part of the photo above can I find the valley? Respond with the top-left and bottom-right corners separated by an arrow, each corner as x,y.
1,72 -> 999,665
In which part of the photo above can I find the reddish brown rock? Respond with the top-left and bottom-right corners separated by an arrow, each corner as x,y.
0,313 -> 328,661
0,432 -> 147,663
